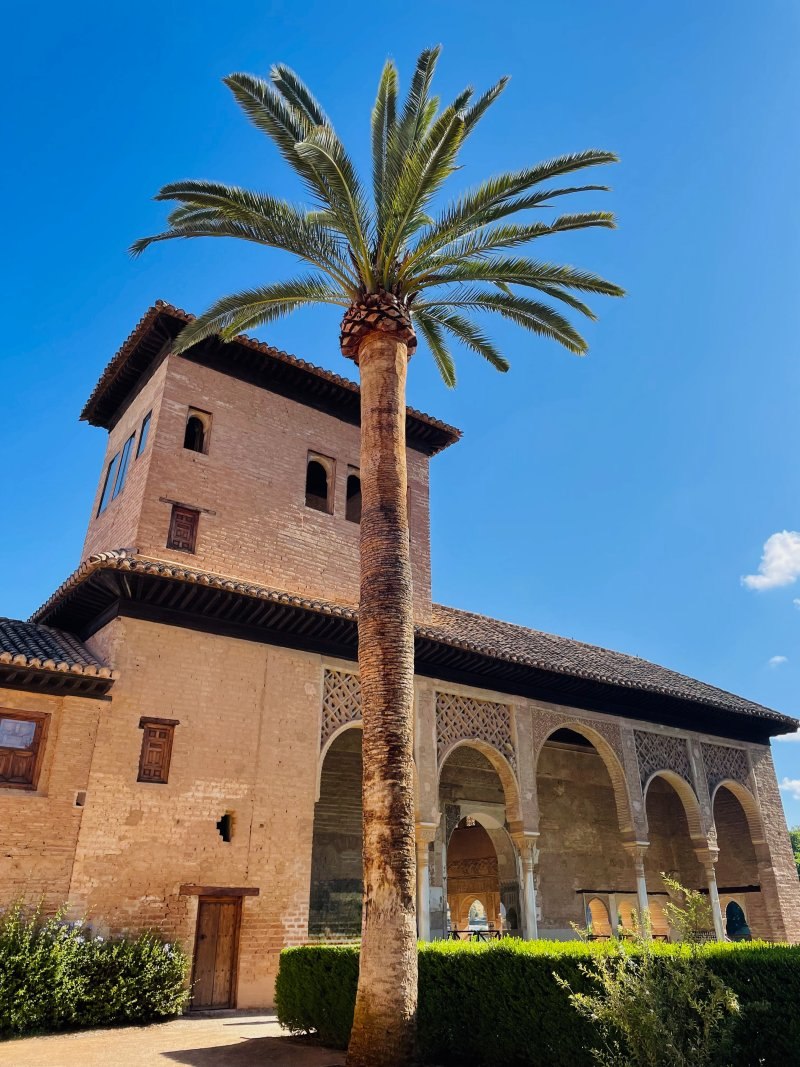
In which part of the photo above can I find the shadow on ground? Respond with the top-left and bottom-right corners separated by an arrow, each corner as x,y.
163,1031 -> 344,1066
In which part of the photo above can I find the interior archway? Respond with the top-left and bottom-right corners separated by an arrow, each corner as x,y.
536,728 -> 632,937
643,773 -> 707,938
437,745 -> 522,939
713,782 -> 766,938
308,727 -> 362,938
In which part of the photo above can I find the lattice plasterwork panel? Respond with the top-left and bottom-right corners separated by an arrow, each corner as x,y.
634,729 -> 692,788
436,693 -> 516,772
321,668 -> 362,748
702,743 -> 750,794
531,709 -> 624,764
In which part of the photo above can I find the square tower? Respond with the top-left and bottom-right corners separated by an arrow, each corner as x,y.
79,302 -> 459,620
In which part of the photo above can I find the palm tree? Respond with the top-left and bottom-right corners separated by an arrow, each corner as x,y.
132,47 -> 623,1067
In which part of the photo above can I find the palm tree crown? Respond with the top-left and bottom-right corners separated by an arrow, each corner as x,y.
132,46 -> 623,385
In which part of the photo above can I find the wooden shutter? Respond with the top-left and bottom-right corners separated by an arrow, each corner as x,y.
167,506 -> 199,553
0,713 -> 47,789
137,718 -> 178,783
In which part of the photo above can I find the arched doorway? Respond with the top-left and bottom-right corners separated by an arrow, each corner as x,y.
447,818 -> 503,936
536,728 -> 632,937
643,773 -> 707,940
308,728 -> 362,938
437,745 -> 521,939
713,783 -> 765,938
725,900 -> 751,940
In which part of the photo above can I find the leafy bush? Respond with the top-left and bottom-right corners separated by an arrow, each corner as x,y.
276,938 -> 800,1066
0,902 -> 189,1038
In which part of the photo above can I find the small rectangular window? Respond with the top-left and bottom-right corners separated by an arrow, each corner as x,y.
136,411 -> 152,458
112,433 -> 136,499
97,452 -> 121,515
137,717 -> 178,784
167,505 -> 199,553
0,712 -> 48,789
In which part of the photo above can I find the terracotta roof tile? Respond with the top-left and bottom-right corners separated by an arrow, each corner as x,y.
29,551 -> 793,727
80,300 -> 461,454
423,604 -> 789,724
0,617 -> 113,679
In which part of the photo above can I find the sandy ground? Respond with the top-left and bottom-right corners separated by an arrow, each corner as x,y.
0,1012 -> 346,1067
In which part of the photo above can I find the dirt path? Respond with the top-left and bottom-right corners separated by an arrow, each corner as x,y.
0,1013 -> 345,1067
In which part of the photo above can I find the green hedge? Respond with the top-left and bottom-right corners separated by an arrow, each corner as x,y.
0,903 -> 190,1038
275,939 -> 800,1066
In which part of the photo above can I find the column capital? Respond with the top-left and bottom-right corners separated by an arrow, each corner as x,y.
415,820 -> 438,848
693,845 -> 720,874
510,830 -> 540,868
622,840 -> 650,869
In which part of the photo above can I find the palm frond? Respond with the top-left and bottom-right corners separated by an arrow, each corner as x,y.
413,309 -> 456,387
371,60 -> 399,215
418,255 -> 625,297
294,127 -> 374,281
462,76 -> 509,133
421,307 -> 510,372
418,289 -> 589,354
171,277 -> 349,354
407,212 -> 616,274
270,63 -> 328,126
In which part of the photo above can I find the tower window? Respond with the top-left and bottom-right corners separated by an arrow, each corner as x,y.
183,409 -> 211,454
135,411 -> 152,458
97,452 -> 121,515
216,813 -> 234,843
305,453 -> 334,513
346,469 -> 362,523
167,505 -> 200,553
112,433 -> 136,499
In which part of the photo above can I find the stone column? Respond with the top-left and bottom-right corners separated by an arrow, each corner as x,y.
696,848 -> 725,941
415,822 -> 437,941
624,842 -> 651,932
512,832 -> 540,940
608,893 -> 620,936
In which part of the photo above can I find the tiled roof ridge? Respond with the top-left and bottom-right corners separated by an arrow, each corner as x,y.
29,551 -> 792,727
427,602 -> 785,723
29,549 -> 358,626
80,299 -> 462,443
0,617 -> 114,679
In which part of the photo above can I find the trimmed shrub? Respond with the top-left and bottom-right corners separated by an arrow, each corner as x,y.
0,902 -> 189,1038
276,938 -> 800,1066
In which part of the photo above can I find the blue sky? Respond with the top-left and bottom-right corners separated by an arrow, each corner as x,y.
3,2 -> 800,822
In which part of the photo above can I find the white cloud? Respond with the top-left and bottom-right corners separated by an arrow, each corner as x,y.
768,655 -> 788,668
776,729 -> 800,743
742,531 -> 800,590
780,777 -> 800,801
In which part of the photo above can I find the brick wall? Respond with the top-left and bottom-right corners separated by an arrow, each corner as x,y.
84,352 -> 433,620
0,687 -> 103,912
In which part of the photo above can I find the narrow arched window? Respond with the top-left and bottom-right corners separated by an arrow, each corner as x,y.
305,454 -> 333,513
346,471 -> 362,523
184,416 -> 205,452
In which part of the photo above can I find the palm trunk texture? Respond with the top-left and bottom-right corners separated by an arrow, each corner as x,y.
346,332 -> 418,1067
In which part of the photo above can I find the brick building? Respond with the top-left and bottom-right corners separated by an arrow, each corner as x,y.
1,300 -> 799,1009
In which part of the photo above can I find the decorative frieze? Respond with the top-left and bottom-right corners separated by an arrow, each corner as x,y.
701,743 -> 750,795
436,692 -> 516,772
634,729 -> 692,788
321,668 -> 361,748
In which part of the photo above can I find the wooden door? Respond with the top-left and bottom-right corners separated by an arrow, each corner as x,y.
191,897 -> 241,1009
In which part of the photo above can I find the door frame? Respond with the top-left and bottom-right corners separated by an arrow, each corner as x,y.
190,895 -> 243,1010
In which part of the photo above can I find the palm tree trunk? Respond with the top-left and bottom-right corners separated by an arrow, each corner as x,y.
346,331 -> 418,1067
